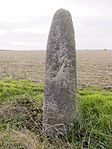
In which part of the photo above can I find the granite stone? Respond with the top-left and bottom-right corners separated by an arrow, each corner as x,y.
43,8 -> 77,136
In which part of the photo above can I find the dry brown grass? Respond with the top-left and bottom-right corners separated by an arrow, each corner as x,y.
0,129 -> 39,149
0,50 -> 112,88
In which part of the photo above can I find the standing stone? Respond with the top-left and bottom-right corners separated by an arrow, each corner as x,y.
43,8 -> 77,136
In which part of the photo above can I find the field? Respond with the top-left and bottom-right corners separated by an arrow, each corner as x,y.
0,50 -> 112,88
0,50 -> 112,148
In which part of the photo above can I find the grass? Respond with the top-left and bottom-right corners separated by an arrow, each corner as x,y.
0,77 -> 44,103
0,78 -> 112,149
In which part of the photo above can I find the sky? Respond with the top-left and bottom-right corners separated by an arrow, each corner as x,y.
0,0 -> 112,50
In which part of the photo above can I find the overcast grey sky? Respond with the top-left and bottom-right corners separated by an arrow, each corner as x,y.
0,0 -> 112,50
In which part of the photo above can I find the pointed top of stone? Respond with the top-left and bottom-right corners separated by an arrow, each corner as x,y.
47,8 -> 75,49
55,8 -> 70,14
53,8 -> 72,20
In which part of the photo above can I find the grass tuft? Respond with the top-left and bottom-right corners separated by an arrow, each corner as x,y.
0,78 -> 112,148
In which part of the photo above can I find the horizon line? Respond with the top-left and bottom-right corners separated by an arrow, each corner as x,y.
0,48 -> 112,51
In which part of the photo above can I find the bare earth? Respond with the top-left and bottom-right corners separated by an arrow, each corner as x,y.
0,50 -> 112,88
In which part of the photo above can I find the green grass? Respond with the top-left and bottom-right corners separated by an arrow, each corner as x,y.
0,77 -> 44,103
0,78 -> 112,149
76,88 -> 112,148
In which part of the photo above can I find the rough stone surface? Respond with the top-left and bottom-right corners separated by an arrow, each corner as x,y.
43,8 -> 77,136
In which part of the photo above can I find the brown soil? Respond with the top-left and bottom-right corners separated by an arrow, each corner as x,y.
0,50 -> 112,88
